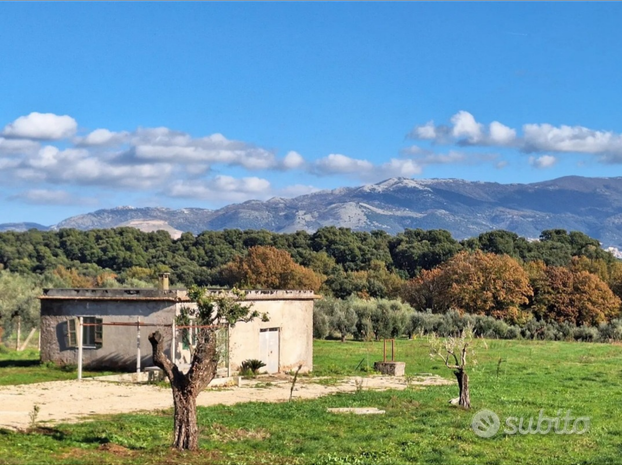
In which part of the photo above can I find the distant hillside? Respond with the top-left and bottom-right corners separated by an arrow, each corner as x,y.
0,222 -> 49,232
3,175 -> 622,248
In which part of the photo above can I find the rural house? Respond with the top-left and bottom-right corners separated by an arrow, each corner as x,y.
39,284 -> 318,375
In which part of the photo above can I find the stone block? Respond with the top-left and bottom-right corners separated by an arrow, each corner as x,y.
373,361 -> 406,376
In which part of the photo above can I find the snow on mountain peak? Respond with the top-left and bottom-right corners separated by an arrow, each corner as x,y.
360,177 -> 432,193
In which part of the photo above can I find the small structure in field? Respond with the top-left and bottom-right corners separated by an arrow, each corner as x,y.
374,339 -> 406,376
39,286 -> 318,375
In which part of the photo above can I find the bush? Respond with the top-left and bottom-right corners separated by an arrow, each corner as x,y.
240,359 -> 266,377
570,325 -> 601,342
313,306 -> 330,339
313,296 -> 622,343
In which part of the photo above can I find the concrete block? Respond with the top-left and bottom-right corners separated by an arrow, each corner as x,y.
373,361 -> 406,376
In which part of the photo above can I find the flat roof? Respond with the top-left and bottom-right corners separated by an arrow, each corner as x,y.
40,288 -> 320,301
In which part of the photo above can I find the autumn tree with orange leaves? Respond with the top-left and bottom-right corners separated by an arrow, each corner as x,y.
403,250 -> 533,323
529,264 -> 621,326
220,246 -> 325,292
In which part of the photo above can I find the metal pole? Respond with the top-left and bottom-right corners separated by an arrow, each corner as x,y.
77,317 -> 83,381
136,317 -> 141,374
170,320 -> 176,365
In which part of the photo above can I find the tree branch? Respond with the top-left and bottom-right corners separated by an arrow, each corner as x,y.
148,331 -> 181,383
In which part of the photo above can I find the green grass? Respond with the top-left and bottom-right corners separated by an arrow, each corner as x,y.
0,347 -> 114,385
1,339 -> 622,464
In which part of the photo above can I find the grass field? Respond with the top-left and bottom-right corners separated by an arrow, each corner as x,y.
1,338 -> 622,464
0,347 -> 113,386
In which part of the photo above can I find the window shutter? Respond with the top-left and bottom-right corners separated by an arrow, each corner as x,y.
66,319 -> 77,347
94,318 -> 103,345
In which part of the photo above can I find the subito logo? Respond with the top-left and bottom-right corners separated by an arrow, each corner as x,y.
471,409 -> 501,438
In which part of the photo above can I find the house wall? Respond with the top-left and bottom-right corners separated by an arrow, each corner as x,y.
39,288 -> 317,374
40,289 -> 180,370
227,291 -> 315,373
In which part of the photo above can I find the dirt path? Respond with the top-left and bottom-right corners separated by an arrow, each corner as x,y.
0,375 -> 451,430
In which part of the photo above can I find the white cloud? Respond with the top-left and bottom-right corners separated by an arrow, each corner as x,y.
167,175 -> 271,201
496,160 -> 509,169
282,151 -> 305,169
412,121 -> 437,140
3,112 -> 77,140
313,154 -> 423,181
314,154 -> 374,175
126,128 -> 278,170
408,111 -> 622,163
376,158 -> 422,178
0,137 -> 40,155
451,111 -> 484,143
489,121 -> 516,145
522,123 -> 622,156
76,128 -> 129,146
9,189 -> 97,206
529,155 -> 557,169
8,145 -> 172,189
411,111 -> 518,147
400,145 -> 431,156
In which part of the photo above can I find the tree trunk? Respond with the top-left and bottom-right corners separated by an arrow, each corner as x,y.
172,387 -> 199,450
149,330 -> 219,451
340,334 -> 346,343
455,369 -> 470,409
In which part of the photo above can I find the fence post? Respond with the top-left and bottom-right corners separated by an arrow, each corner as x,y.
77,317 -> 83,381
170,320 -> 176,365
136,317 -> 141,374
15,316 -> 21,351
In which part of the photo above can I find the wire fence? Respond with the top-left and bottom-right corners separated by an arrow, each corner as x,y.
75,317 -> 229,381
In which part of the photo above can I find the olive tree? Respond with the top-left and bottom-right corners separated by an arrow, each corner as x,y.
429,326 -> 478,408
148,286 -> 264,450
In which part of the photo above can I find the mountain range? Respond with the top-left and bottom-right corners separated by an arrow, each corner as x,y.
3,175 -> 622,250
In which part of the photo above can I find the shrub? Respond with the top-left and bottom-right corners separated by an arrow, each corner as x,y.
240,359 -> 266,377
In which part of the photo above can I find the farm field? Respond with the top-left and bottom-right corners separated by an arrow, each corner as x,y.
1,338 -> 622,464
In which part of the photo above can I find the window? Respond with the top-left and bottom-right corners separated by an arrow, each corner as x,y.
65,317 -> 103,349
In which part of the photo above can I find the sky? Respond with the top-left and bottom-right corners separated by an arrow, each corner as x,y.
2,3 -> 622,225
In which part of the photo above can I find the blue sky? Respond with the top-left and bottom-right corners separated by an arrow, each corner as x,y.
2,3 -> 622,225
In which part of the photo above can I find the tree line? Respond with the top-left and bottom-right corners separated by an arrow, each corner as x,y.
1,226 -> 621,340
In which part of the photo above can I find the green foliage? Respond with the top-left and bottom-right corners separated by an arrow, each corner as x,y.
0,271 -> 41,340
180,286 -> 260,328
240,359 -> 266,376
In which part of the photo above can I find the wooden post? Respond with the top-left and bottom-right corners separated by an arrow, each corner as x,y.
77,317 -> 83,381
15,317 -> 21,351
19,328 -> 37,352
383,339 -> 387,362
226,326 -> 231,378
391,339 -> 395,362
136,317 -> 141,374
170,320 -> 176,366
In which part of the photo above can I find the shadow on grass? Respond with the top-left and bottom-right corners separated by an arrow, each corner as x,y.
0,360 -> 40,368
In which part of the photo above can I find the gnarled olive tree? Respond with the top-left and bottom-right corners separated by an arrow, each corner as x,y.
149,286 -> 263,450
429,327 -> 479,409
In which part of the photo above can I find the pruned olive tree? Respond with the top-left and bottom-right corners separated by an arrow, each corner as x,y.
429,326 -> 479,409
148,286 -> 265,450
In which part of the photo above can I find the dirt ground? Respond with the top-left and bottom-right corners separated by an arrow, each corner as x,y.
0,374 -> 451,430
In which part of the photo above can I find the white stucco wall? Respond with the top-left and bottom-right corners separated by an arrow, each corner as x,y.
227,296 -> 314,373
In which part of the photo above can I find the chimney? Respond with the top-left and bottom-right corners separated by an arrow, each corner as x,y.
158,273 -> 170,291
